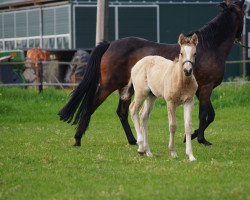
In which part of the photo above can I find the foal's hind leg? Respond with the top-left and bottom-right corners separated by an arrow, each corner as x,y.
129,97 -> 145,154
140,95 -> 155,157
116,96 -> 137,145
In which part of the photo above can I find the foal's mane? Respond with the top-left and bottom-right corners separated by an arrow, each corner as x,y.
186,4 -> 238,49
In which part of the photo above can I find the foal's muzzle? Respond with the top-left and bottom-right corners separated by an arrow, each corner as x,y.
184,68 -> 193,76
183,60 -> 194,77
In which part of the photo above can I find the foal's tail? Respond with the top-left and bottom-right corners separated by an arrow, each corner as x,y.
121,79 -> 134,100
58,42 -> 110,130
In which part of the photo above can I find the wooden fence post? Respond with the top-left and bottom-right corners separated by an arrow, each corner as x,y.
38,59 -> 43,93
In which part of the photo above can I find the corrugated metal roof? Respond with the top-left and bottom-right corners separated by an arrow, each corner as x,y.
0,0 -> 69,10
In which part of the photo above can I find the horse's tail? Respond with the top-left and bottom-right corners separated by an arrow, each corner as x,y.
58,41 -> 110,129
121,78 -> 134,100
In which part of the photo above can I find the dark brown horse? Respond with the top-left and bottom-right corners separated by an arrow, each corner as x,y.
59,0 -> 245,147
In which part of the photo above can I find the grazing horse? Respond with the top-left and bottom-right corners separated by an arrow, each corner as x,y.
59,0 -> 245,147
122,34 -> 198,161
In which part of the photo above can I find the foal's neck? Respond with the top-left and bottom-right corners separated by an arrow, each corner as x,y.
176,62 -> 194,86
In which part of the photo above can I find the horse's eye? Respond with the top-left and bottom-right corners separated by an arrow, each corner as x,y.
180,53 -> 183,56
194,53 -> 197,57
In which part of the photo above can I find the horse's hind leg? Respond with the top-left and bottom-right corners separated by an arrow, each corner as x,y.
116,97 -> 137,145
140,95 -> 155,157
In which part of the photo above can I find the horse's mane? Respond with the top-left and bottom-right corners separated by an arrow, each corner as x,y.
186,4 -> 237,49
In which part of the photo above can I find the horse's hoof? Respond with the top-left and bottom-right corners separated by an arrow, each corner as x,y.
198,139 -> 212,146
73,141 -> 81,147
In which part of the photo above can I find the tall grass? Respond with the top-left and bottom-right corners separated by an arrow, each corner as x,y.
0,84 -> 249,200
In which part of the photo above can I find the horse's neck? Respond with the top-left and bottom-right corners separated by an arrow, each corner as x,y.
200,13 -> 238,57
218,36 -> 235,58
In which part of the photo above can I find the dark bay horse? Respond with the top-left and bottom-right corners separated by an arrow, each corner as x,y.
59,0 -> 245,146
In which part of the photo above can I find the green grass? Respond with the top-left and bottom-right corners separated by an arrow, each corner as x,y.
0,84 -> 250,200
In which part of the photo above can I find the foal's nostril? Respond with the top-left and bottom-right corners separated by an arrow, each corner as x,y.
184,68 -> 192,76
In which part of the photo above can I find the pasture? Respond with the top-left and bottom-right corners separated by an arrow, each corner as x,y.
0,84 -> 249,200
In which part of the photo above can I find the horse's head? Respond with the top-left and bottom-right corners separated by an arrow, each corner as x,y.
178,33 -> 198,77
220,0 -> 245,42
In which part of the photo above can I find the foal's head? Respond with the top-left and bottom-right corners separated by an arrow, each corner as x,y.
178,33 -> 198,77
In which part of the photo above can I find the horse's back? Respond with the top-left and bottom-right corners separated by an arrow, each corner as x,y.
99,36 -> 178,91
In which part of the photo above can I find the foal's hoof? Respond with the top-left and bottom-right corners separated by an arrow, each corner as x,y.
189,156 -> 196,162
138,151 -> 146,156
145,151 -> 153,157
198,139 -> 212,146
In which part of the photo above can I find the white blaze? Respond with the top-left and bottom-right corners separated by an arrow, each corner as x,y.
184,46 -> 192,60
184,46 -> 193,70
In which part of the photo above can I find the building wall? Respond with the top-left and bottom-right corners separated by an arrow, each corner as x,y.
0,4 -> 71,50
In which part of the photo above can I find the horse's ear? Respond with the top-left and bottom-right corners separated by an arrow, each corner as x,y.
236,0 -> 245,8
191,33 -> 199,46
178,33 -> 185,46
223,0 -> 231,5
219,2 -> 228,9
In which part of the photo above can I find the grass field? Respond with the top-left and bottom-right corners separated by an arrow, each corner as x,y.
0,84 -> 250,200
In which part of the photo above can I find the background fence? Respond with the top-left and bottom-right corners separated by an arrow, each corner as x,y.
0,59 -> 249,94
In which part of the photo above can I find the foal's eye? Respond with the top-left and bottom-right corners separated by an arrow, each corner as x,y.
180,53 -> 183,56
194,53 -> 197,57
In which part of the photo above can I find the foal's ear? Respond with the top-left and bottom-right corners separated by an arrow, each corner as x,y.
191,33 -> 199,46
178,33 -> 186,46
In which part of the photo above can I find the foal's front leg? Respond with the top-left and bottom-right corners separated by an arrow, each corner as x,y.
167,102 -> 177,158
184,100 -> 196,161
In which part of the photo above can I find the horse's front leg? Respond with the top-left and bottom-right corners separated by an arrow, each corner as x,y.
184,100 -> 196,161
184,86 -> 214,146
193,100 -> 214,145
167,102 -> 177,158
